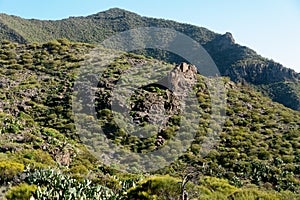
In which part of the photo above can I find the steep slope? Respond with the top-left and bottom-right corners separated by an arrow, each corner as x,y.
257,81 -> 300,110
0,19 -> 27,43
0,40 -> 299,198
0,8 -> 218,44
0,8 -> 300,109
0,8 -> 299,111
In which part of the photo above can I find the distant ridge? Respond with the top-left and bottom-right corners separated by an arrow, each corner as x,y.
0,8 -> 299,110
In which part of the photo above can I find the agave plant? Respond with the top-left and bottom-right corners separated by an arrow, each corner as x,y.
26,168 -> 126,199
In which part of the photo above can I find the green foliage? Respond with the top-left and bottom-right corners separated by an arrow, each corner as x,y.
15,149 -> 56,167
228,188 -> 281,200
0,8 -> 217,45
42,127 -> 61,137
67,164 -> 89,176
0,161 -> 24,183
0,40 -> 299,197
199,176 -> 238,196
3,8 -> 298,113
27,169 -> 121,200
5,183 -> 37,200
127,175 -> 181,200
258,81 -> 300,111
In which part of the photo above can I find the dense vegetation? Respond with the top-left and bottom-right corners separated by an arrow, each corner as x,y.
257,81 -> 300,111
0,8 -> 299,111
0,39 -> 299,199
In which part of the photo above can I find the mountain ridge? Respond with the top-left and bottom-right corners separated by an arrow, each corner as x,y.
0,8 -> 299,111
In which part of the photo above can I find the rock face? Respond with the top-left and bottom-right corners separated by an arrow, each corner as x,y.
96,60 -> 199,148
215,32 -> 235,51
204,31 -> 299,85
168,62 -> 198,92
225,62 -> 299,84
129,62 -> 198,147
131,62 -> 198,126
130,87 -> 180,126
202,31 -> 300,110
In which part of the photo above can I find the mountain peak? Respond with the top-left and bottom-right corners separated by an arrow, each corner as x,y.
224,32 -> 235,44
0,8 -> 299,110
88,8 -> 140,19
105,7 -> 131,13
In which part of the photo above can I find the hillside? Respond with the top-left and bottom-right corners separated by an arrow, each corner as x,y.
0,8 -> 299,111
0,40 -> 299,199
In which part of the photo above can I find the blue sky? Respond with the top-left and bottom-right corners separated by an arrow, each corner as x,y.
0,0 -> 299,72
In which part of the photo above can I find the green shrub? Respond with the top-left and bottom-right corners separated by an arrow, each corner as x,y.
57,38 -> 71,46
227,188 -> 279,200
16,149 -> 55,167
0,161 -> 24,183
66,164 -> 89,180
27,169 -> 119,200
42,127 -> 61,137
67,164 -> 89,175
127,175 -> 181,200
6,183 -> 37,200
198,176 -> 238,196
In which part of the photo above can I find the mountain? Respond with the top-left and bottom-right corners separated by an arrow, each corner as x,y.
0,40 -> 299,199
0,8 -> 299,110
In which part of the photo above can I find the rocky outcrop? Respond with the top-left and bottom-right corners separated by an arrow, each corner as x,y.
129,62 -> 198,147
167,62 -> 198,95
131,62 -> 198,125
130,87 -> 180,126
223,61 -> 300,110
202,31 -> 300,110
211,32 -> 235,51
225,62 -> 299,84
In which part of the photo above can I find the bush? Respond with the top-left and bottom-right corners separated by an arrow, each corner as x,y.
26,169 -> 119,200
127,175 -> 181,200
6,183 -> 37,200
42,127 -> 61,137
227,188 -> 279,200
0,161 -> 24,183
16,149 -> 55,167
67,164 -> 89,175
198,176 -> 238,196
